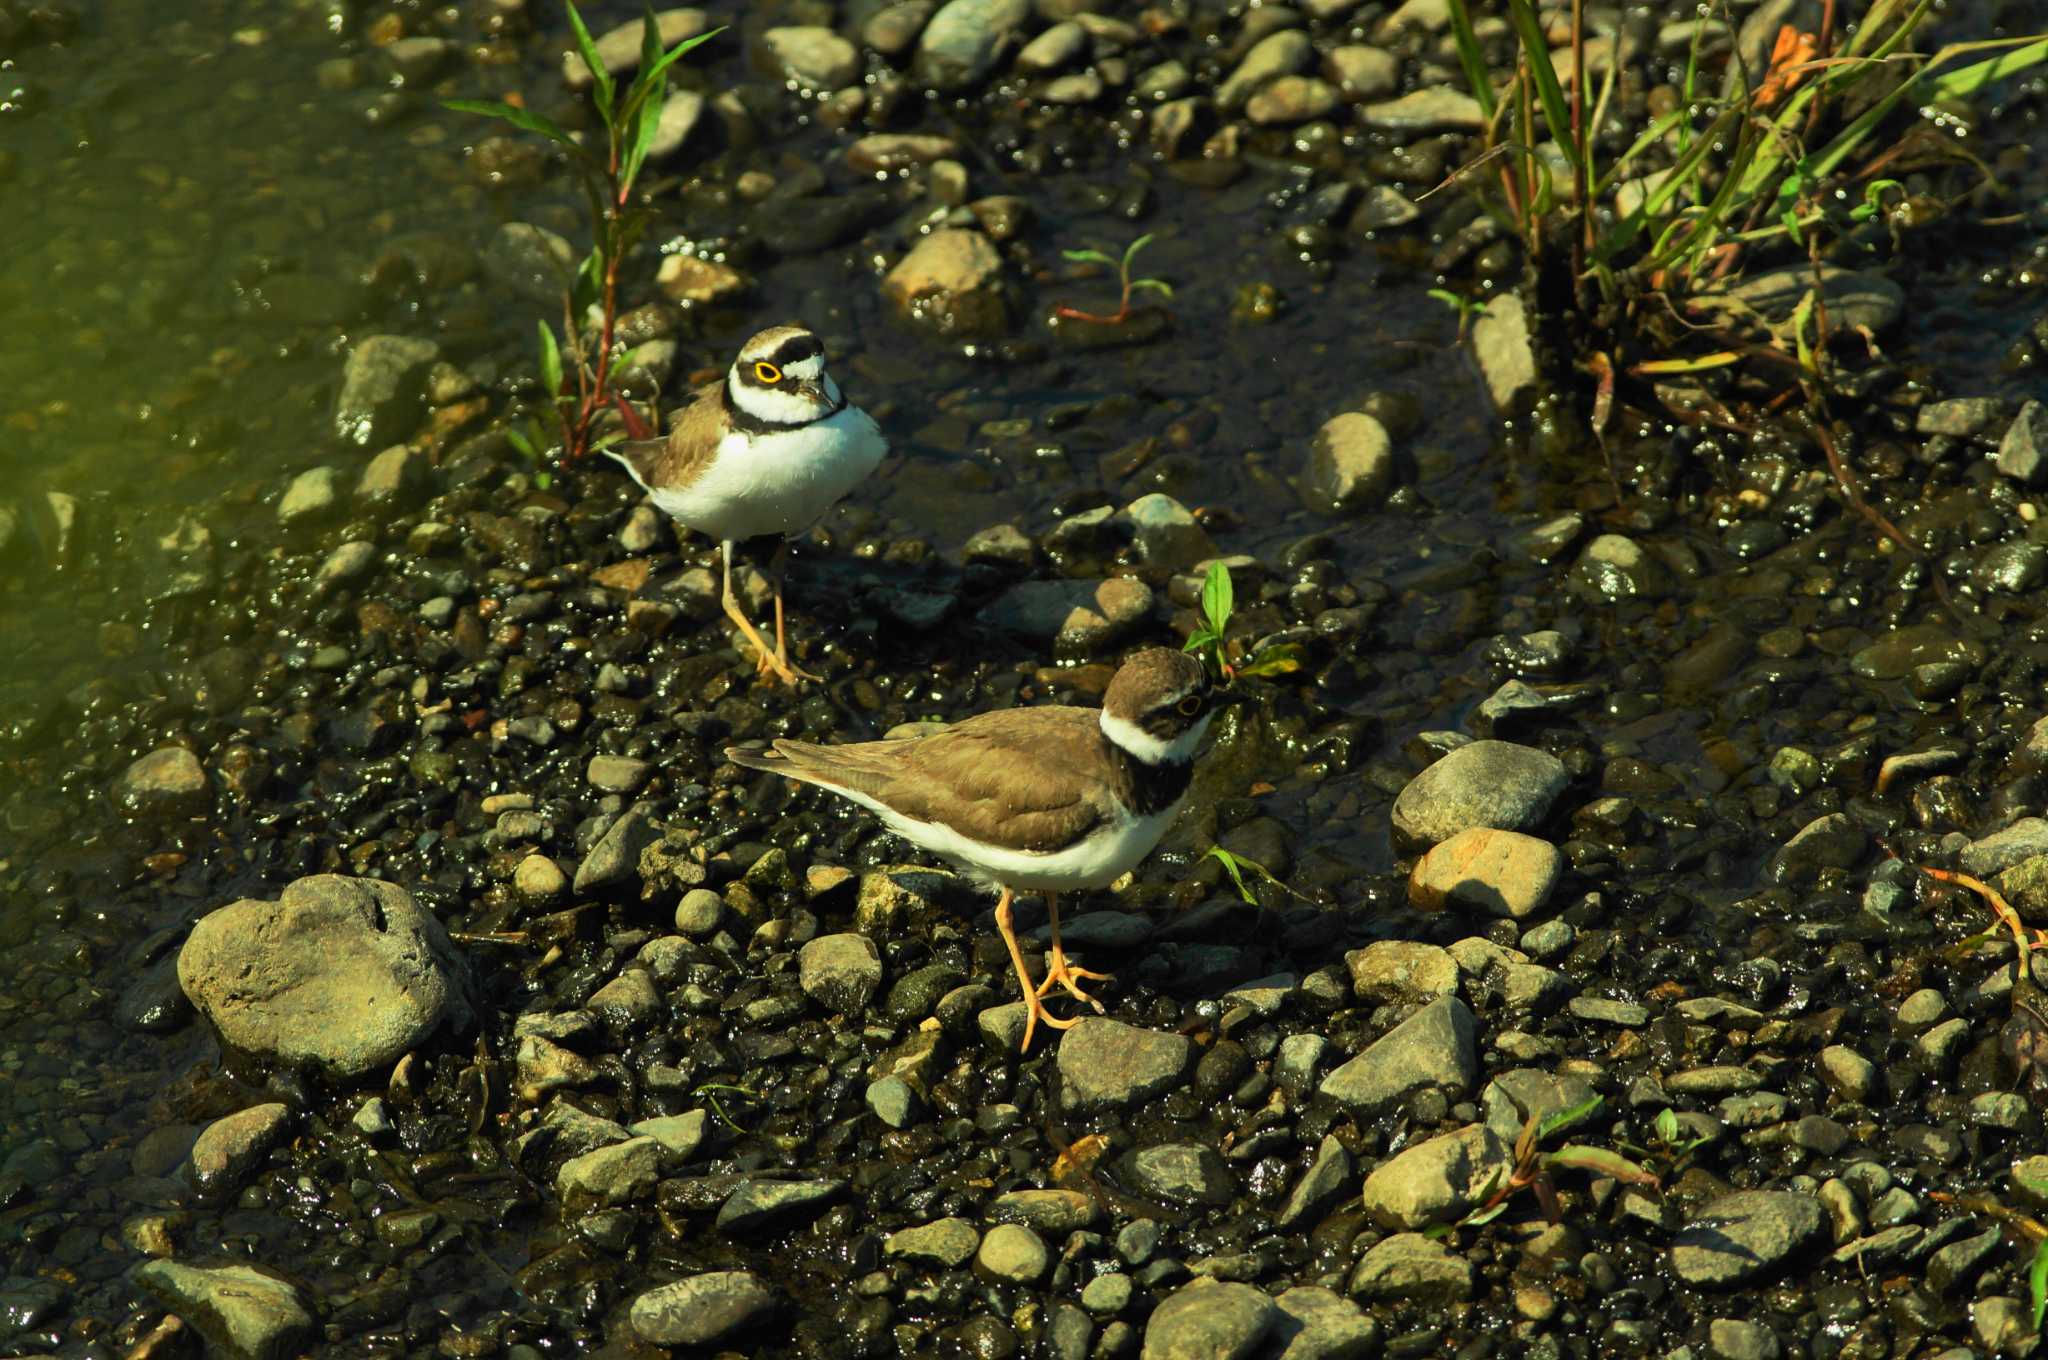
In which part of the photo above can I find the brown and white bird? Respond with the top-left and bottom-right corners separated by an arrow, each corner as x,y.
728,648 -> 1240,1050
604,324 -> 886,686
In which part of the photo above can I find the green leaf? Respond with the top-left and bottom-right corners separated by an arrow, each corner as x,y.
1062,248 -> 1117,267
620,66 -> 666,192
1183,626 -> 1219,655
1120,233 -> 1154,273
565,0 -> 615,124
1547,1145 -> 1659,1186
441,98 -> 580,152
572,246 -> 604,321
1654,1106 -> 1679,1144
641,26 -> 723,89
1131,278 -> 1174,299
1200,560 -> 1233,635
1459,1201 -> 1511,1227
537,320 -> 564,396
1506,0 -> 1579,174
505,425 -> 537,459
1236,643 -> 1305,679
1206,846 -> 1255,904
2032,1238 -> 2048,1330
535,468 -> 554,490
1536,1094 -> 1604,1142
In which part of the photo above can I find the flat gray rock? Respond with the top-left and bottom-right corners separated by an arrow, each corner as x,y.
116,746 -> 208,816
1319,997 -> 1478,1113
715,1178 -> 846,1235
1361,1123 -> 1511,1229
178,874 -> 472,1079
189,1104 -> 291,1196
130,1261 -> 312,1360
1390,740 -> 1569,849
334,334 -> 439,448
1671,1190 -> 1827,1286
629,1270 -> 775,1346
799,933 -> 884,1015
914,0 -> 1031,90
1059,1018 -> 1190,1111
1271,1285 -> 1379,1360
1348,1232 -> 1474,1302
575,801 -> 661,892
1140,1279 -> 1277,1360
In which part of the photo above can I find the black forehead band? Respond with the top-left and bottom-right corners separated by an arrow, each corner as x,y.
762,334 -> 822,369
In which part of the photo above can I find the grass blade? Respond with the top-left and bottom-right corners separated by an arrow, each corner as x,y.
1121,233 -> 1154,272
1593,105 -> 1736,264
1506,0 -> 1580,173
642,27 -> 723,89
1201,560 -> 1233,635
1445,0 -> 1497,119
537,320 -> 564,396
1537,1094 -> 1604,1141
1062,249 -> 1117,267
2033,1239 -> 2048,1330
1550,1145 -> 1660,1186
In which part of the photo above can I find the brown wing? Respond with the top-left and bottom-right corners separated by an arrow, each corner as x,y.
729,708 -> 1114,854
604,379 -> 724,491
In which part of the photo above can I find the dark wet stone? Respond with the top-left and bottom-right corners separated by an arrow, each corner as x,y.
1927,1226 -> 2001,1294
1361,1123 -> 1511,1229
1708,1319 -> 1782,1360
1670,1191 -> 1826,1286
629,1270 -> 776,1346
1916,396 -> 2013,439
1348,1233 -> 1473,1302
1997,400 -> 2048,485
1303,412 -> 1394,515
1268,1285 -> 1378,1360
334,334 -> 438,448
1319,997 -> 1478,1112
1141,1279 -> 1277,1360
1060,1019 -> 1189,1111
761,26 -> 859,90
883,228 -> 1010,336
863,1 -> 934,56
913,0 -> 1031,91
986,1188 -> 1098,1231
715,1178 -> 847,1235
750,187 -> 894,256
575,802 -> 661,893
1962,818 -> 2048,876
1390,740 -> 1569,848
559,1136 -> 661,1207
1218,30 -> 1312,109
986,578 -> 1154,657
1765,813 -> 1866,884
1568,532 -> 1669,601
179,875 -> 472,1079
1358,87 -> 1487,131
118,957 -> 194,1034
977,1223 -> 1048,1283
1723,265 -> 1903,334
1972,542 -> 2048,594
116,746 -> 207,816
887,1217 -> 981,1266
189,1104 -> 290,1196
130,1262 -> 312,1360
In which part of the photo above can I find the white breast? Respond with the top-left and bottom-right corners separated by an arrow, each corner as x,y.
649,405 -> 886,543
827,786 -> 1188,893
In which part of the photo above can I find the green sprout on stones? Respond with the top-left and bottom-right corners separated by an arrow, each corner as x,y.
1206,845 -> 1308,907
1452,1096 -> 1659,1229
1184,560 -> 1305,683
1426,287 -> 1490,343
1056,233 -> 1173,326
695,1080 -> 762,1133
446,5 -> 724,479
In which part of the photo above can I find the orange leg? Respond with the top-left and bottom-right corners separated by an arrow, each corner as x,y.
1032,891 -> 1111,1015
994,887 -> 1082,1053
768,540 -> 822,683
722,540 -> 804,688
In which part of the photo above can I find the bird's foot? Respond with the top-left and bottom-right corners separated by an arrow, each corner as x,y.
1033,945 -> 1112,1013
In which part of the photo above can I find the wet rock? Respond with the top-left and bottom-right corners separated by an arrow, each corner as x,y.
1123,1143 -> 1236,1207
130,1261 -> 313,1360
588,968 -> 659,1027
178,875 -> 473,1079
1141,1279 -> 1277,1360
1121,494 -> 1214,570
1302,412 -> 1394,514
1468,294 -> 1539,413
1568,533 -> 1669,601
883,228 -> 1009,336
576,801 -> 661,892
1997,400 -> 2048,486
799,933 -> 883,1014
887,1217 -> 981,1267
1390,740 -> 1570,848
1408,827 -> 1563,919
559,1136 -> 660,1208
315,541 -> 377,591
978,1223 -> 1049,1283
1248,75 -> 1339,124
914,0 -> 1032,91
563,9 -> 710,89
188,1104 -> 290,1195
645,90 -> 705,160
1973,542 -> 2048,594
1319,997 -> 1478,1112
1916,396 -> 2012,439
117,746 -> 207,816
762,26 -> 859,89
1670,1191 -> 1826,1286
1218,30 -> 1312,110
964,522 -> 1035,567
1151,97 -> 1203,156
356,445 -> 428,506
656,253 -> 745,305
1270,1286 -> 1377,1360
384,35 -> 450,83
716,1178 -> 846,1234
484,222 -> 575,305
277,467 -> 340,527
986,578 -> 1153,656
866,1076 -> 921,1127
1359,87 -> 1486,132
1059,1018 -> 1190,1112
847,132 -> 960,176
1361,1123 -> 1511,1229
334,334 -> 439,448
1276,1134 -> 1353,1230
1017,21 -> 1084,72
864,1 -> 934,56
1765,812 -> 1867,884
629,1270 -> 776,1347
1819,1045 -> 1879,1100
1349,1233 -> 1473,1302
1348,941 -> 1458,1002
632,1109 -> 707,1160
987,1187 -> 1098,1231
1709,1319 -> 1782,1360
1721,265 -> 1903,335
1326,45 -> 1399,100
1963,818 -> 2048,877
1041,70 -> 1103,103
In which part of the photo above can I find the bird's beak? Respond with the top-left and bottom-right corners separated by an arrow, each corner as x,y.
796,378 -> 831,405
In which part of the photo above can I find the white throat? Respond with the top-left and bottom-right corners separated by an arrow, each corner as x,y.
1098,709 -> 1211,766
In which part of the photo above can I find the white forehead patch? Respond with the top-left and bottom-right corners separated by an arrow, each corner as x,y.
781,353 -> 825,381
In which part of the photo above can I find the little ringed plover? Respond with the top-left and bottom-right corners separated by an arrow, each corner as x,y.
728,648 -> 1242,1050
605,323 -> 886,686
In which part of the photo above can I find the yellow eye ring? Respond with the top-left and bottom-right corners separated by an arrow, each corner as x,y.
754,361 -> 782,384
1177,695 -> 1203,717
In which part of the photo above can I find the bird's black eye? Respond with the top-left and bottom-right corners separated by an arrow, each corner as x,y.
754,361 -> 782,384
1177,695 -> 1203,717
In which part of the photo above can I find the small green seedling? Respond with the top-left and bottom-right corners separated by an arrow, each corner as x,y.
694,1080 -> 762,1133
1426,287 -> 1490,342
447,5 -> 724,471
1205,845 -> 1307,907
1056,233 -> 1174,326
1456,1096 -> 1659,1228
1183,561 -> 1305,683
